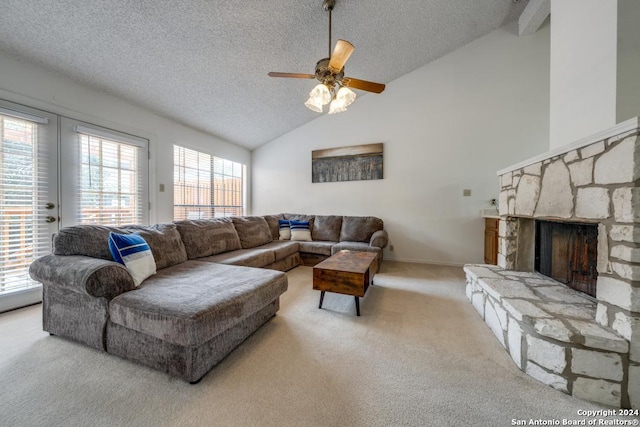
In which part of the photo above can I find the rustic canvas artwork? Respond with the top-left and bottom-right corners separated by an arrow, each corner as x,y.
312,143 -> 383,183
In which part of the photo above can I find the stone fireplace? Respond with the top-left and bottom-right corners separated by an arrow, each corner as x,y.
464,118 -> 640,408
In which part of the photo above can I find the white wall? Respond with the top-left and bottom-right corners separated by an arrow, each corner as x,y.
0,52 -> 250,224
549,0 -> 617,149
252,22 -> 550,266
617,0 -> 640,123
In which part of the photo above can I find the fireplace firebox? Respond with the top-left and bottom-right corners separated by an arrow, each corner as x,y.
534,221 -> 598,298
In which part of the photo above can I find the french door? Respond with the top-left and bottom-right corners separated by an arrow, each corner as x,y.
0,102 -> 149,313
0,100 -> 58,312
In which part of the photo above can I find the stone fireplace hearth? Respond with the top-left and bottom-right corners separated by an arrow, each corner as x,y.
465,118 -> 640,409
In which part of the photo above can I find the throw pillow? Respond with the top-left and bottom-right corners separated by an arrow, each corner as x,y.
278,219 -> 291,240
290,220 -> 312,242
108,232 -> 157,286
231,216 -> 272,249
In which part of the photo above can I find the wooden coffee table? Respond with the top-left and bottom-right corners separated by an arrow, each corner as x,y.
312,250 -> 379,316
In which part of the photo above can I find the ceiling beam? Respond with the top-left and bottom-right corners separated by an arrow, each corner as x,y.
518,0 -> 550,37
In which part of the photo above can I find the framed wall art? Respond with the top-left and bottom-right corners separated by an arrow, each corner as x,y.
311,143 -> 383,183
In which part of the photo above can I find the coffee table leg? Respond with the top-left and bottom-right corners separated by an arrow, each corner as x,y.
354,296 -> 360,316
319,291 -> 325,309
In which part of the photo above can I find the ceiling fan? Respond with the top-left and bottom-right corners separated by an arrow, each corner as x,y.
268,0 -> 385,114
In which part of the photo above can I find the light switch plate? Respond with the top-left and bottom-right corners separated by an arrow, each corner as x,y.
463,189 -> 471,197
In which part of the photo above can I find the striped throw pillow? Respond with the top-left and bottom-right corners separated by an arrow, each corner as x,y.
108,232 -> 157,286
290,220 -> 312,242
278,219 -> 291,240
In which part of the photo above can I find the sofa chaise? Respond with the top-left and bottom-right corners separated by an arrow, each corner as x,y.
29,214 -> 388,382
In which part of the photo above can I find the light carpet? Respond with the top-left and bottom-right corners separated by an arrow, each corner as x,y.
0,262 -> 608,427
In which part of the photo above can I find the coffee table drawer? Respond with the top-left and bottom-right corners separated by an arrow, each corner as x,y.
313,268 -> 369,297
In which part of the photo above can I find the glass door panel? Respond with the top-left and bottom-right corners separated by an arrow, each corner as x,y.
0,100 -> 58,312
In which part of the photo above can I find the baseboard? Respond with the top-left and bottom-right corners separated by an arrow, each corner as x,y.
383,257 -> 467,267
0,286 -> 43,314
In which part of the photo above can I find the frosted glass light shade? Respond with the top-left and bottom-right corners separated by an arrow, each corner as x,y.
336,87 -> 356,107
304,96 -> 323,113
304,84 -> 332,113
305,84 -> 331,112
328,98 -> 347,114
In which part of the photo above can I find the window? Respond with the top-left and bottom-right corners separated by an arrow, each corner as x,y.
78,133 -> 141,225
59,120 -> 149,228
0,104 -> 56,299
173,145 -> 245,220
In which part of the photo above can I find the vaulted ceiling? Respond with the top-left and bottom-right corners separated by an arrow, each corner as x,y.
0,0 -> 529,149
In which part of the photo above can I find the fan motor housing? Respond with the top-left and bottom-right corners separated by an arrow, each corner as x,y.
315,58 -> 344,85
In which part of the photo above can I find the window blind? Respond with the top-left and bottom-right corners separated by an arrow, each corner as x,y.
173,145 -> 245,220
75,128 -> 147,226
0,113 -> 50,293
0,106 -> 49,124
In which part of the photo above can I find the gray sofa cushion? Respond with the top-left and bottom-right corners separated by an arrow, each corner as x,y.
263,215 -> 284,240
201,248 -> 276,268
340,216 -> 384,243
53,223 -> 188,270
123,224 -> 187,270
298,241 -> 335,256
53,225 -> 119,260
331,242 -> 382,255
108,261 -> 287,347
312,215 -> 343,242
232,216 -> 273,249
174,218 -> 241,259
256,241 -> 300,260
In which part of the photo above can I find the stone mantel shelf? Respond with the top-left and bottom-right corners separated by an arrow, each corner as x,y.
481,208 -> 500,219
497,117 -> 640,176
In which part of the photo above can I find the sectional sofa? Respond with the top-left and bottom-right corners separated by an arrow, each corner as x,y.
29,214 -> 388,383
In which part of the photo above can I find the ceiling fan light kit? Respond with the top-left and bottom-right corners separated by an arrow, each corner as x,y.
304,84 -> 331,112
328,86 -> 356,114
268,0 -> 385,114
305,82 -> 356,115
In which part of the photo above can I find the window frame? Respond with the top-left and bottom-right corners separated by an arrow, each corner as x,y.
173,144 -> 246,220
59,118 -> 150,228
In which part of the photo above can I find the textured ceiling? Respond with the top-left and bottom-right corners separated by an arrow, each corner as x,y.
0,0 -> 527,149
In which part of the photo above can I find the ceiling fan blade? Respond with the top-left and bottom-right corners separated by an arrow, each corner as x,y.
328,39 -> 355,73
342,77 -> 385,94
268,72 -> 316,79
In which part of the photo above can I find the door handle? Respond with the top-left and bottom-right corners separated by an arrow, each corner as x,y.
45,202 -> 55,210
45,216 -> 57,223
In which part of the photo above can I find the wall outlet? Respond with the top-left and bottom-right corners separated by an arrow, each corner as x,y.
159,183 -> 165,192
389,244 -> 394,251
463,189 -> 471,197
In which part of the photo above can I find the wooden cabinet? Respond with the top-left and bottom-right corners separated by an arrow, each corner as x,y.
484,218 -> 499,265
